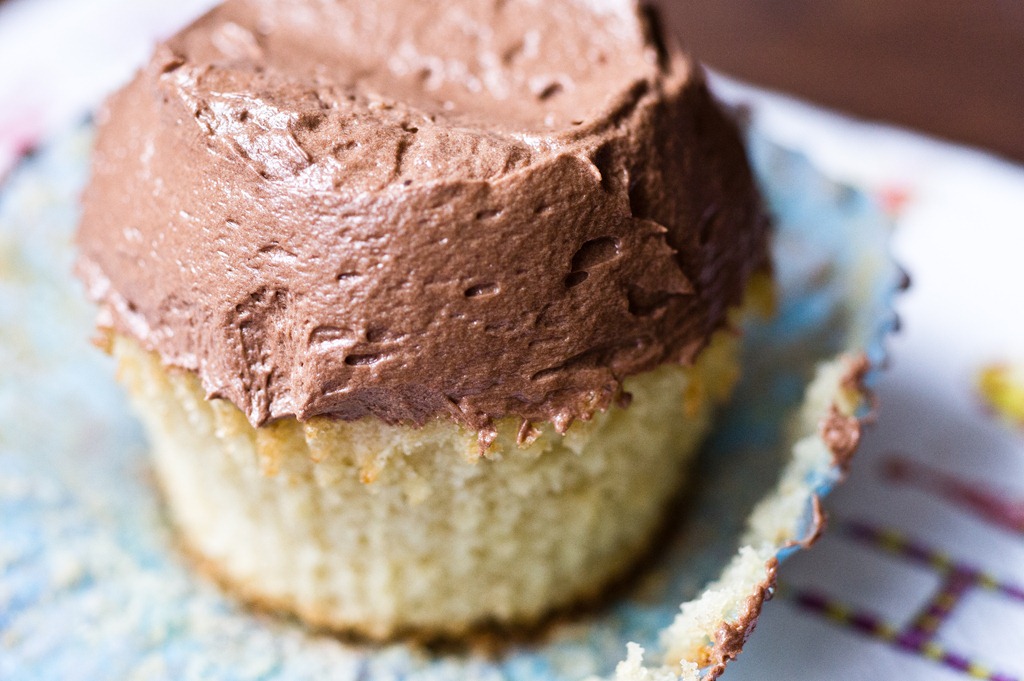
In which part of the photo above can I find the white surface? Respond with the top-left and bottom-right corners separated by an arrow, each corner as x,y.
1,2 -> 1023,678
0,0 -> 217,175
715,80 -> 1024,679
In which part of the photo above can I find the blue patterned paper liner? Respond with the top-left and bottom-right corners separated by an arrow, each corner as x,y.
0,122 -> 901,681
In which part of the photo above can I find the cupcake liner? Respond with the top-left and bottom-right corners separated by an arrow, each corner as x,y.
0,120 -> 900,680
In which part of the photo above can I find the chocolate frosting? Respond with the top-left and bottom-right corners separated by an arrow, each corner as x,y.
76,0 -> 769,435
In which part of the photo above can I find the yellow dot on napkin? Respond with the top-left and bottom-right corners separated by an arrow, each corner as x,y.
978,363 -> 1024,427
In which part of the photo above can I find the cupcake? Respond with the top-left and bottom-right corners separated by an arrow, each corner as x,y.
75,0 -> 770,639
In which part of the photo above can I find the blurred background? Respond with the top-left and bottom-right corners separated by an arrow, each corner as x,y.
655,0 -> 1024,161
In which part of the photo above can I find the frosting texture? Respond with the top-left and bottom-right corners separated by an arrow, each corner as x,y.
77,0 -> 769,434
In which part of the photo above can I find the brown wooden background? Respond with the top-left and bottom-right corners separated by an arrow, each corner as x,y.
654,0 -> 1024,162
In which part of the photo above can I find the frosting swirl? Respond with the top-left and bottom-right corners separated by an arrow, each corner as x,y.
77,0 -> 770,434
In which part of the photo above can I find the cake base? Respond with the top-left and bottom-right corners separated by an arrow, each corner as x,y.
112,330 -> 741,639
